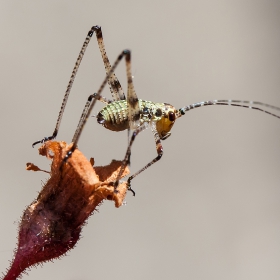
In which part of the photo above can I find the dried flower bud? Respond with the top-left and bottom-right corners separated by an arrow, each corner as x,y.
3,141 -> 129,280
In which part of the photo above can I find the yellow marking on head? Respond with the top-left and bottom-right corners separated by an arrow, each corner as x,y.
156,104 -> 177,140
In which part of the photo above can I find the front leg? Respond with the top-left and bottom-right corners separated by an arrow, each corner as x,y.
114,124 -> 147,191
127,123 -> 163,191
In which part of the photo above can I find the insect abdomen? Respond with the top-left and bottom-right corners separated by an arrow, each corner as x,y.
97,99 -> 160,132
97,100 -> 129,131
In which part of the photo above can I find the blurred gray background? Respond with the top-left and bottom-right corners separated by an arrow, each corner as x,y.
1,1 -> 280,279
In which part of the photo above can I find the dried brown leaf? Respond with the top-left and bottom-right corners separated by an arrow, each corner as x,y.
3,141 -> 129,280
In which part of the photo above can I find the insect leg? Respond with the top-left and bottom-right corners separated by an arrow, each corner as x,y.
114,124 -> 147,189
32,28 -> 96,147
126,123 -> 163,191
66,50 -> 132,158
32,25 -> 124,148
111,49 -> 141,190
124,49 -> 140,173
92,92 -> 112,104
93,26 -> 125,101
125,51 -> 140,132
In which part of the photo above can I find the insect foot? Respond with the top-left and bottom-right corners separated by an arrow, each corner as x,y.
2,141 -> 130,280
126,177 -> 136,196
32,135 -> 56,148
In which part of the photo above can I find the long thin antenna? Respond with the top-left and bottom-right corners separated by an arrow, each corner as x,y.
177,100 -> 280,120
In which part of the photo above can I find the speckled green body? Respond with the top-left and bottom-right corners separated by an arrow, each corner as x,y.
97,99 -> 164,132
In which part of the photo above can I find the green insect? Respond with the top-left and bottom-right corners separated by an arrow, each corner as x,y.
33,25 -> 280,194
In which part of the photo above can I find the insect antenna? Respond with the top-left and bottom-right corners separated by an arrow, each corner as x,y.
177,100 -> 280,120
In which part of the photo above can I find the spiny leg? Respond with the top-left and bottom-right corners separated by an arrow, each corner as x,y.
64,50 -> 133,160
94,26 -> 125,101
126,50 -> 140,164
32,28 -> 96,147
112,49 -> 141,188
125,51 -> 140,131
68,49 -> 139,179
114,124 -> 147,190
119,48 -> 140,171
126,123 -> 164,192
32,25 -> 124,147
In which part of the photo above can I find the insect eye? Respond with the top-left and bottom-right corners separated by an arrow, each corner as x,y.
168,111 -> 175,122
155,108 -> 162,117
142,107 -> 149,115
